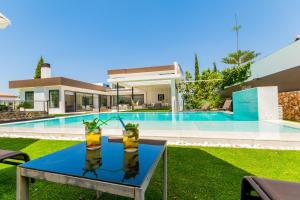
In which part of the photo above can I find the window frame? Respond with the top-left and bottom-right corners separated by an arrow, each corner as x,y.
49,90 -> 60,108
25,91 -> 34,109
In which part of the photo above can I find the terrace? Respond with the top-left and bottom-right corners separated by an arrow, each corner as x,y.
1,137 -> 300,199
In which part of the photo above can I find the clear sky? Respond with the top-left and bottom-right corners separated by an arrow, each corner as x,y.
1,0 -> 300,93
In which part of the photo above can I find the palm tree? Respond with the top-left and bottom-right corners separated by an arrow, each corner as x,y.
232,14 -> 241,51
222,50 -> 260,66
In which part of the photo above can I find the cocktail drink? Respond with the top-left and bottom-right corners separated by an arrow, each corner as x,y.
85,127 -> 101,150
123,151 -> 139,180
123,129 -> 139,152
83,148 -> 102,177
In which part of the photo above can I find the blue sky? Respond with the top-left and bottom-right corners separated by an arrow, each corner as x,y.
1,0 -> 300,93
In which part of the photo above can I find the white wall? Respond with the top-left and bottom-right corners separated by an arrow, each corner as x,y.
233,86 -> 279,121
93,94 -> 99,112
19,86 -> 64,114
250,40 -> 300,80
138,85 -> 171,104
18,85 -> 107,114
257,86 -> 279,120
41,67 -> 51,79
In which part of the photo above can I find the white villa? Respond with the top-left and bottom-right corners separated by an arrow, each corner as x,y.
9,62 -> 183,114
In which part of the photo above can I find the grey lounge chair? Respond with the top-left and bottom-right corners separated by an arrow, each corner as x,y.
0,149 -> 30,166
241,176 -> 300,200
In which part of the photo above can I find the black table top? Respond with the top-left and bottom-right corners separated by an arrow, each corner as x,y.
20,137 -> 166,187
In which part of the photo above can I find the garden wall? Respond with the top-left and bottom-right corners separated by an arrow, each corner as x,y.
278,91 -> 300,122
233,86 -> 279,121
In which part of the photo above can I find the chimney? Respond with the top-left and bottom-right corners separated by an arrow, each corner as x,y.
41,63 -> 51,79
295,35 -> 300,42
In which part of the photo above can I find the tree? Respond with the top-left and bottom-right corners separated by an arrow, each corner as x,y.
194,69 -> 223,108
34,56 -> 44,79
194,54 -> 200,80
221,63 -> 251,89
222,50 -> 260,67
178,70 -> 197,109
232,13 -> 242,51
213,62 -> 218,72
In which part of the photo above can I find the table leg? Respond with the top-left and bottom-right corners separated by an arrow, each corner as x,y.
134,188 -> 144,200
16,167 -> 29,200
96,191 -> 102,199
163,148 -> 167,200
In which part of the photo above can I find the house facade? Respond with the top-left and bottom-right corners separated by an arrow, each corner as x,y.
222,36 -> 300,121
9,62 -> 182,114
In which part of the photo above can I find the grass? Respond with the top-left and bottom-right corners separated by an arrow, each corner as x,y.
124,109 -> 171,112
1,138 -> 300,200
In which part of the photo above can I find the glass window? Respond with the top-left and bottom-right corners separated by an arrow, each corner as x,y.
113,95 -> 131,106
99,95 -> 108,108
49,90 -> 59,108
133,94 -> 144,105
25,91 -> 34,108
112,94 -> 144,106
76,93 -> 93,112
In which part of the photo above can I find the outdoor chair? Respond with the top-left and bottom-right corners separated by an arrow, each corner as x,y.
154,103 -> 162,109
0,149 -> 35,183
220,99 -> 232,111
0,149 -> 31,165
200,103 -> 210,111
241,176 -> 300,200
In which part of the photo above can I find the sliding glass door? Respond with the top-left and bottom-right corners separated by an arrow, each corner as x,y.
76,92 -> 93,112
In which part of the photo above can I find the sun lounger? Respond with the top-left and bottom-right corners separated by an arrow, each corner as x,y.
220,99 -> 232,111
0,149 -> 30,166
200,103 -> 210,111
241,176 -> 300,200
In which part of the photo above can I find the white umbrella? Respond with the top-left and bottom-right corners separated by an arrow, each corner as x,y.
0,12 -> 11,29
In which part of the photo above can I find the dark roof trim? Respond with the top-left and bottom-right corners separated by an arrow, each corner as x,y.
108,65 -> 175,75
9,77 -> 108,92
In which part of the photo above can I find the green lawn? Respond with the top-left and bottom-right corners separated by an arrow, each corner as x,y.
1,138 -> 300,200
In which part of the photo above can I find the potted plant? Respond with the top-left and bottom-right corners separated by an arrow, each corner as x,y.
83,118 -> 104,150
122,122 -> 139,152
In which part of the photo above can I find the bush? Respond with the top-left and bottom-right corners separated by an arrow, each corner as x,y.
221,63 -> 251,89
18,101 -> 33,109
0,105 -> 8,112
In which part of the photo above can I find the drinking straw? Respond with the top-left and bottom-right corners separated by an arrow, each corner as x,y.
118,116 -> 127,131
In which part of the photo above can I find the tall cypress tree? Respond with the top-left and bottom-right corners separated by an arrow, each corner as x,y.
34,56 -> 44,79
194,53 -> 200,80
213,62 -> 218,72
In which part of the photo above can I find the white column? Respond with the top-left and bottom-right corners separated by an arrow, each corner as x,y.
171,79 -> 177,112
93,94 -> 99,112
60,87 -> 65,114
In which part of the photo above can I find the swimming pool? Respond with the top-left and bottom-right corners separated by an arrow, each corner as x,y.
1,112 -> 300,133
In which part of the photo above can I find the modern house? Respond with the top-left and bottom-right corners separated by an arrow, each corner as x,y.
0,92 -> 19,111
107,62 -> 182,112
9,62 -> 182,114
222,36 -> 300,121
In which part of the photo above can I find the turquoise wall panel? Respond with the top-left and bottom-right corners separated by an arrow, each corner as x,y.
233,88 -> 258,120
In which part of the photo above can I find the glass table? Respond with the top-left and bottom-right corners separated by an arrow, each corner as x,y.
16,137 -> 167,200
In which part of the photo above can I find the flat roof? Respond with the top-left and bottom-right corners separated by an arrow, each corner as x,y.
9,77 -> 108,92
221,65 -> 300,97
0,93 -> 17,98
107,65 -> 175,75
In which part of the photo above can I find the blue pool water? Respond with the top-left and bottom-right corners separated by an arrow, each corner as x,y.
1,112 -> 300,133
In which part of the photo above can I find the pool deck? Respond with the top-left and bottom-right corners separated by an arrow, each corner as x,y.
1,119 -> 300,149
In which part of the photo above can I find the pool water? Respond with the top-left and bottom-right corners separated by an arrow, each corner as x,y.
1,112 -> 300,133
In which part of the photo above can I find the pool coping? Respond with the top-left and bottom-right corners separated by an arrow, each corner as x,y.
1,112 -> 300,149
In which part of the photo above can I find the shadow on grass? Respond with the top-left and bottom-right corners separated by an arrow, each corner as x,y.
0,146 -> 252,200
0,137 -> 39,151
